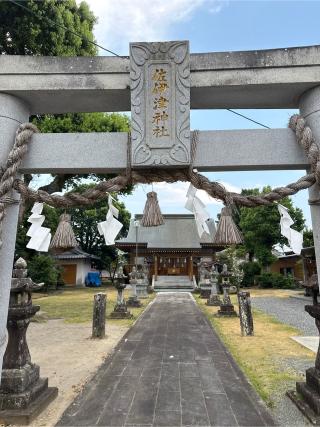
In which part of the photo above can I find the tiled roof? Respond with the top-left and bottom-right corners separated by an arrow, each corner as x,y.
53,247 -> 100,260
116,214 -> 217,249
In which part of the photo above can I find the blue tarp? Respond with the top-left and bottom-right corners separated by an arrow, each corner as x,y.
85,272 -> 101,287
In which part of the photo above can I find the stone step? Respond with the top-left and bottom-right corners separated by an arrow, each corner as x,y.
154,275 -> 194,292
154,289 -> 193,293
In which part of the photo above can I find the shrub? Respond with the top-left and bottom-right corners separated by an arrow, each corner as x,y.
27,255 -> 60,291
241,261 -> 261,287
257,272 -> 296,289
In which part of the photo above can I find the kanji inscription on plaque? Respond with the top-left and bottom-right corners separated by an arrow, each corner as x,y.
130,41 -> 190,167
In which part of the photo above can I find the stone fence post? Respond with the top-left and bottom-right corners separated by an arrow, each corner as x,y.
92,293 -> 106,339
238,291 -> 254,336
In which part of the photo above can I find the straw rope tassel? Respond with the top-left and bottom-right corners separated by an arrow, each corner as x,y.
49,213 -> 78,253
213,207 -> 243,245
141,191 -> 164,227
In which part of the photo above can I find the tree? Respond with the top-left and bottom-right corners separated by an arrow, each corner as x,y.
303,228 -> 314,247
66,183 -> 131,268
0,0 -> 97,56
2,0 -> 133,284
238,187 -> 305,269
0,0 -> 132,195
27,254 -> 61,290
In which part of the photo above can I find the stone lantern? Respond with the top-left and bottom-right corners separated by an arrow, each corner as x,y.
0,258 -> 57,425
110,266 -> 132,319
287,275 -> 320,423
207,264 -> 221,306
198,258 -> 213,299
127,266 -> 141,308
136,264 -> 148,298
217,264 -> 237,317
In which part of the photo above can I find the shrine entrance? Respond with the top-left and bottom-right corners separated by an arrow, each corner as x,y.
157,255 -> 189,276
0,38 -> 320,426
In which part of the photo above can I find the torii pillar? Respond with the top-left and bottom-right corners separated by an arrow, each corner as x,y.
300,87 -> 320,286
0,94 -> 29,378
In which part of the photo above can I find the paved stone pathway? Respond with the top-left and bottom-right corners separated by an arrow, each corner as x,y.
57,293 -> 274,427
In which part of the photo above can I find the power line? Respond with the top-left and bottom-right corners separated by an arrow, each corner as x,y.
7,1 -> 270,129
7,0 -> 121,57
226,109 -> 270,129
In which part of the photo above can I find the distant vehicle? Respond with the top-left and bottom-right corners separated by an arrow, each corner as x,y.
85,272 -> 101,287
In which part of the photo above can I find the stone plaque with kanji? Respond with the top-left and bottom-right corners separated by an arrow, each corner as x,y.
130,41 -> 190,167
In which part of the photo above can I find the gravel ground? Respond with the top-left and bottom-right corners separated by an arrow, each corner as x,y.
252,296 -> 317,335
252,296 -> 316,426
272,356 -> 312,426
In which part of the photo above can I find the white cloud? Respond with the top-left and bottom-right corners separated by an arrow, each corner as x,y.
83,0 -> 227,55
145,180 -> 239,207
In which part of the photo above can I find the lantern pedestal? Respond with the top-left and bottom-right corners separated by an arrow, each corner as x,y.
287,302 -> 320,424
127,297 -> 141,308
127,271 -> 142,307
207,294 -> 221,306
216,269 -> 237,317
207,267 -> 221,306
0,259 -> 57,425
110,303 -> 132,319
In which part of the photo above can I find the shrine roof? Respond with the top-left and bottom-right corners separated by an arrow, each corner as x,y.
116,214 -> 217,249
53,247 -> 100,260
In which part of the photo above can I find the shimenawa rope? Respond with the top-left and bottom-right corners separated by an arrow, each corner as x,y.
0,115 -> 319,245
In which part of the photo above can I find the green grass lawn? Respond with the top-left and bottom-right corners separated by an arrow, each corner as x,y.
35,286 -> 155,326
196,292 -> 314,408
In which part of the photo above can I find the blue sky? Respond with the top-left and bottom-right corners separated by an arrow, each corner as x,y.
81,0 -> 320,228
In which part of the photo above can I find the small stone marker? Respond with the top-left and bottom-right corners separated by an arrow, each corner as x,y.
92,293 -> 106,339
238,291 -> 254,336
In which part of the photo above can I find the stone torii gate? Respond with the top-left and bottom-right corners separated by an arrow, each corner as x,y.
0,41 -> 320,379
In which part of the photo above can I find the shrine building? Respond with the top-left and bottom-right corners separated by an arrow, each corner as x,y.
116,214 -> 223,280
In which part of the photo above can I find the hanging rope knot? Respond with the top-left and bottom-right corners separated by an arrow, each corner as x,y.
289,114 -> 320,186
189,130 -> 199,178
0,196 -> 20,205
126,131 -> 133,186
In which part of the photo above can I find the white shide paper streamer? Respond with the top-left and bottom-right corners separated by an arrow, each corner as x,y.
26,202 -> 51,252
278,204 -> 303,255
185,184 -> 210,238
98,195 -> 123,245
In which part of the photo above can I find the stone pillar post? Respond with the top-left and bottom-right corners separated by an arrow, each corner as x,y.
238,291 -> 254,336
154,255 -> 158,281
92,293 -> 106,339
189,256 -> 193,280
0,94 -> 29,383
299,87 -> 320,286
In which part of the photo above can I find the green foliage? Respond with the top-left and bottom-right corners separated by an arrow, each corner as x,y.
216,246 -> 244,288
257,272 -> 296,289
27,254 -> 60,290
33,112 -> 130,134
303,228 -> 314,247
238,187 -> 305,267
241,261 -> 261,287
0,0 -> 97,56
